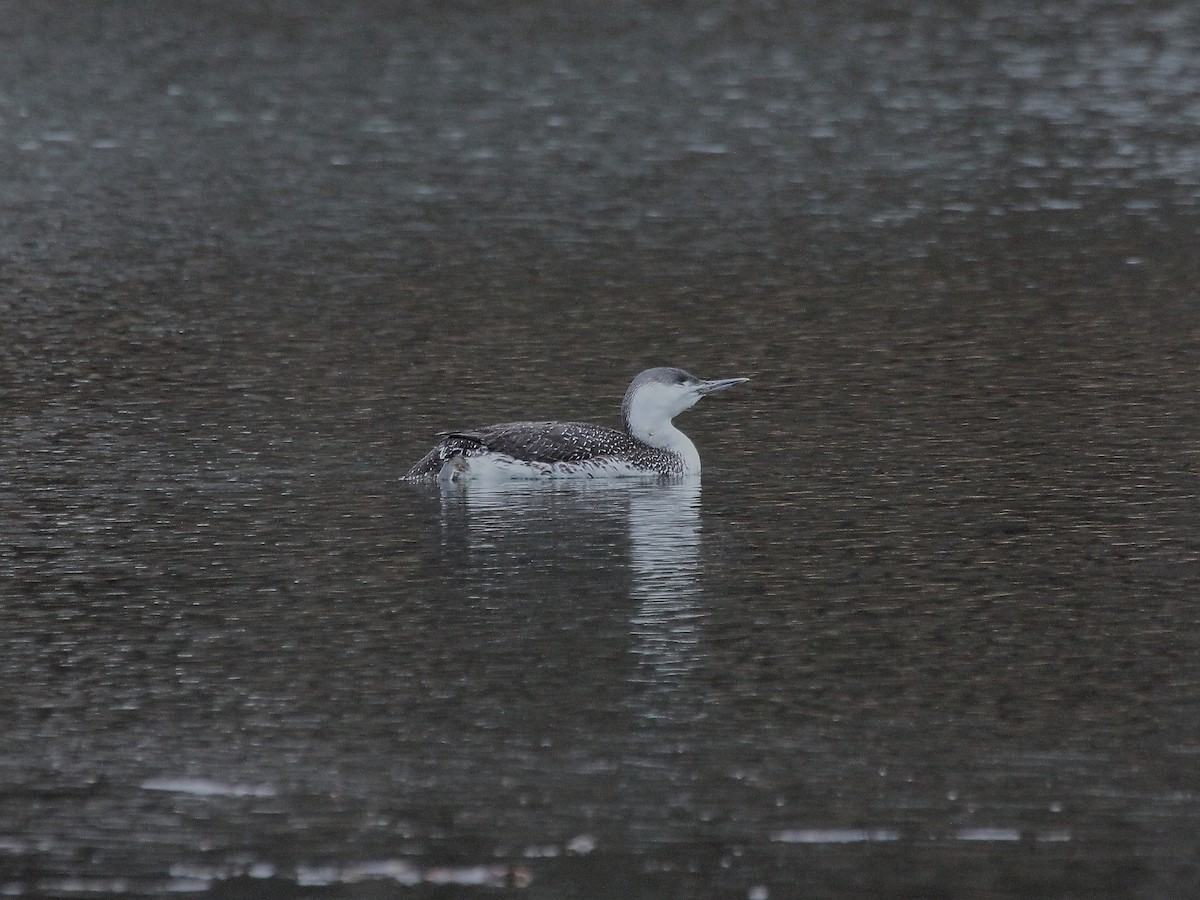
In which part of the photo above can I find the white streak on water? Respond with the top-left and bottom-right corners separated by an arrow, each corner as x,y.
956,827 -> 1021,841
139,777 -> 276,798
771,828 -> 901,844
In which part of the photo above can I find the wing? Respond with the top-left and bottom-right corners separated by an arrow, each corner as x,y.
441,421 -> 637,463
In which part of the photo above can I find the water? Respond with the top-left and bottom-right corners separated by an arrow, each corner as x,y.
2,1 -> 1199,897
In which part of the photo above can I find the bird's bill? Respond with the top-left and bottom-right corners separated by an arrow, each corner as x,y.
696,376 -> 750,395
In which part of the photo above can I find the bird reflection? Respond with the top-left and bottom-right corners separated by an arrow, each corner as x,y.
626,478 -> 704,715
434,478 -> 631,568
430,477 -> 707,724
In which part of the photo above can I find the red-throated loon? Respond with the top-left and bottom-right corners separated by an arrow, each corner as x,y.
405,367 -> 749,480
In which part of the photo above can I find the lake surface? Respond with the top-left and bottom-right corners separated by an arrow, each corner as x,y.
2,1 -> 1198,897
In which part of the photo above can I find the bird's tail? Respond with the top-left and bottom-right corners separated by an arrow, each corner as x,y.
404,435 -> 479,480
404,445 -> 452,479
405,433 -> 488,480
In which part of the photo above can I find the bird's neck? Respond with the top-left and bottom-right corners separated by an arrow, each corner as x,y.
629,419 -> 701,474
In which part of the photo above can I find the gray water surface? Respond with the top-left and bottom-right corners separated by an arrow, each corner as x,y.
2,1 -> 1199,897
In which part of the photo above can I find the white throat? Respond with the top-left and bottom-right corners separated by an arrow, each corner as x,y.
624,384 -> 703,474
634,420 -> 701,474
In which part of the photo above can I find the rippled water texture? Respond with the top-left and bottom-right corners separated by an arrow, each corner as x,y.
2,1 -> 1198,897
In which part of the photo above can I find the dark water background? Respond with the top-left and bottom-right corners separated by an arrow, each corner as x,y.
2,1 -> 1198,897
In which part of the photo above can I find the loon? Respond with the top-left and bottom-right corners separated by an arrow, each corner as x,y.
405,366 -> 749,480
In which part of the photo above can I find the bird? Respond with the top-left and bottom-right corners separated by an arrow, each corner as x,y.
404,366 -> 749,481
